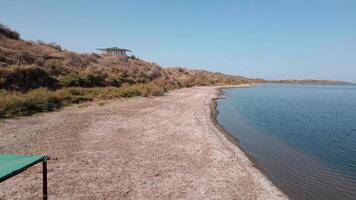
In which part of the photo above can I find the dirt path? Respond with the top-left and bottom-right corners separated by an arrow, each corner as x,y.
0,86 -> 287,200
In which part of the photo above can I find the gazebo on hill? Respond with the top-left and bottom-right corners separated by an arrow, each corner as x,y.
96,47 -> 132,56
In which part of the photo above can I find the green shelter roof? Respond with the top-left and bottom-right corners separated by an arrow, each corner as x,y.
0,154 -> 47,182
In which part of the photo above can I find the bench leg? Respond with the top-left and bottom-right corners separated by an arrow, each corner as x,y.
43,160 -> 47,200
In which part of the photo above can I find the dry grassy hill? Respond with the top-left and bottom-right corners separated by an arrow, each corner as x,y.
0,24 -> 251,118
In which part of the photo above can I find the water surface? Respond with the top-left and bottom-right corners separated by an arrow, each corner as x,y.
216,84 -> 356,200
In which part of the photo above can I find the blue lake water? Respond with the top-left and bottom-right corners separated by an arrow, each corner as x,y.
216,84 -> 356,200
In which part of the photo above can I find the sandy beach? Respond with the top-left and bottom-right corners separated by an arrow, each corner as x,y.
0,85 -> 287,200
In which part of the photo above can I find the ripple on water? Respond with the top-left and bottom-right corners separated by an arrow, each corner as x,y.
217,84 -> 356,200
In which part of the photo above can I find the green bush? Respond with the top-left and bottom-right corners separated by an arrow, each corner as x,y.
0,24 -> 20,40
60,74 -> 108,87
0,66 -> 59,92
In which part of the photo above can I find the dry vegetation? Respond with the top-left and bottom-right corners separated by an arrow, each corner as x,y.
0,24 -> 252,118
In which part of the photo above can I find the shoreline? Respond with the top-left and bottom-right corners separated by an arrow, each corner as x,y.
208,84 -> 288,199
210,84 -> 260,165
210,84 -> 286,196
0,85 -> 287,199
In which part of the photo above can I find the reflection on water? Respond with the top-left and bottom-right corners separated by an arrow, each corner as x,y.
216,84 -> 356,200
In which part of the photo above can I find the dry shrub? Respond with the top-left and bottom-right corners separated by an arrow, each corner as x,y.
65,52 -> 86,68
0,65 -> 59,92
0,49 -> 8,65
83,54 -> 98,64
43,59 -> 69,76
145,82 -> 165,96
14,50 -> 36,64
91,53 -> 101,59
47,42 -> 62,51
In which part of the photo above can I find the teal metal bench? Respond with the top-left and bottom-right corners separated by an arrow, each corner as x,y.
0,154 -> 48,200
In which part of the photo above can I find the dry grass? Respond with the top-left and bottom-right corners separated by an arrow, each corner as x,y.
0,82 -> 169,118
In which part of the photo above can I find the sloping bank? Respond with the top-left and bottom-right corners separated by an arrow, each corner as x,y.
0,86 -> 287,199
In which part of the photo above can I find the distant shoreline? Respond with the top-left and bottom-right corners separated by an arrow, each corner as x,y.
265,80 -> 352,85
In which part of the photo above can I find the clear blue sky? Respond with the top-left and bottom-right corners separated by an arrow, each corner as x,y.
1,0 -> 356,82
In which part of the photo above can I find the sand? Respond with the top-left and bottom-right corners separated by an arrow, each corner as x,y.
0,85 -> 287,200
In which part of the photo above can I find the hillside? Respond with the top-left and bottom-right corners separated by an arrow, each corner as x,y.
0,24 -> 251,118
